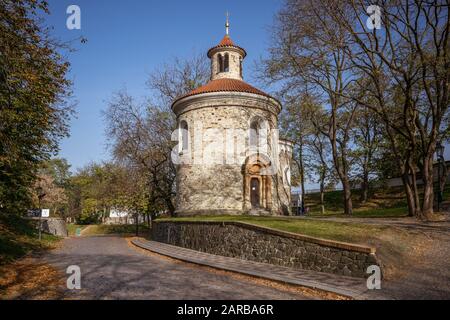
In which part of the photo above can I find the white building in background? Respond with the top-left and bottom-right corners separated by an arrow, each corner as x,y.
106,209 -> 145,225
109,209 -> 128,218
106,209 -> 130,225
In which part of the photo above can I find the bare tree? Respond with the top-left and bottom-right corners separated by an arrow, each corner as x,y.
147,53 -> 210,108
261,0 -> 449,219
259,0 -> 357,214
104,54 -> 210,221
310,132 -> 333,214
104,91 -> 175,221
350,101 -> 384,203
328,0 -> 450,219
279,94 -> 316,208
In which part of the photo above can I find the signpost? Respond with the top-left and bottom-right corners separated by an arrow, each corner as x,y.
38,209 -> 49,240
26,209 -> 41,217
26,209 -> 50,241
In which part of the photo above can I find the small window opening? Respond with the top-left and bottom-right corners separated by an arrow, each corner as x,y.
224,53 -> 229,72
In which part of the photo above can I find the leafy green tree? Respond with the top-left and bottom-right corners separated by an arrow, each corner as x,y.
0,0 -> 73,215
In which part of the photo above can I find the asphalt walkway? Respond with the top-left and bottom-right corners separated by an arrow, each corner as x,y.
44,236 -> 311,299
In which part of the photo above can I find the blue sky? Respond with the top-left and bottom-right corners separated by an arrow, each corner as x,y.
45,0 -> 282,172
43,0 -> 450,180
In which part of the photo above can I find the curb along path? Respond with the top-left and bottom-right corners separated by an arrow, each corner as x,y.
132,238 -> 385,300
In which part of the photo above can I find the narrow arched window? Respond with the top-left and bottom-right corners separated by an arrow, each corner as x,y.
284,167 -> 291,186
224,53 -> 229,72
250,120 -> 259,149
180,120 -> 189,153
239,57 -> 243,78
250,118 -> 269,154
217,54 -> 223,73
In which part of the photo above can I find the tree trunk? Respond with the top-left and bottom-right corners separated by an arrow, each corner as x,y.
328,106 -> 353,215
401,166 -> 423,218
320,173 -> 325,214
165,197 -> 175,216
402,175 -> 416,217
342,177 -> 353,215
135,212 -> 139,236
360,161 -> 369,203
421,156 -> 435,219
149,211 -> 157,229
295,147 -> 306,212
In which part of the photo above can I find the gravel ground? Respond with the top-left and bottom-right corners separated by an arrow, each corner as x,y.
44,236 -> 311,300
307,214 -> 450,299
379,219 -> 450,299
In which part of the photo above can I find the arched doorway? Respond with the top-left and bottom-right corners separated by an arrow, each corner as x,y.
243,154 -> 272,213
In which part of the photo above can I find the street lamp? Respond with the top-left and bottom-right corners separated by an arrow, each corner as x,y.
436,142 -> 445,212
36,186 -> 46,241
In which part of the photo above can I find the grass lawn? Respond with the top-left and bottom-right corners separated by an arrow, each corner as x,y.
160,214 -> 432,279
0,214 -> 60,265
80,224 -> 151,237
160,215 -> 388,244
66,224 -> 87,236
304,185 -> 450,217
309,206 -> 409,218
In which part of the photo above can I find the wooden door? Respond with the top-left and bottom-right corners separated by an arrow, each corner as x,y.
250,178 -> 260,208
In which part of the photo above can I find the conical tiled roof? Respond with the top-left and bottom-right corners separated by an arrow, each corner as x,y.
172,78 -> 277,107
218,35 -> 235,46
207,35 -> 247,58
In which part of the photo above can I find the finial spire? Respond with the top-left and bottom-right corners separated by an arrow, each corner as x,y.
225,11 -> 230,35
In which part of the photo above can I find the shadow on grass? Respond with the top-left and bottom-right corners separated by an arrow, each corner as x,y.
0,214 -> 59,265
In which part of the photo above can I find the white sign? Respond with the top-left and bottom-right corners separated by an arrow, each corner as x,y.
110,209 -> 128,218
41,209 -> 50,218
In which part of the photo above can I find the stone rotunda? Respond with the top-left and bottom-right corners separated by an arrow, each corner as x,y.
171,20 -> 293,216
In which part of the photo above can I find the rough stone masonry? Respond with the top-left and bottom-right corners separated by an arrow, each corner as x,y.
171,30 -> 294,216
152,221 -> 381,278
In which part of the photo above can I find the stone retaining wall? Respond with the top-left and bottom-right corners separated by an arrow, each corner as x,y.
28,218 -> 68,237
152,221 -> 381,278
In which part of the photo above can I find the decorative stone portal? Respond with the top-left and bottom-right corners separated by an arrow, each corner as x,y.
243,154 -> 272,214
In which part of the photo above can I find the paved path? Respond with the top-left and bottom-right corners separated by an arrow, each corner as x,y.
132,239 -> 378,299
44,236 -> 311,300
